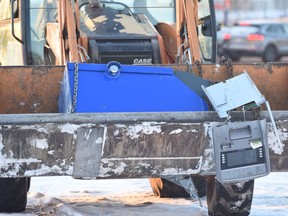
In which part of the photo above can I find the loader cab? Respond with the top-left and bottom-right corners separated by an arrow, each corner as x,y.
0,0 -> 57,65
0,0 -> 217,65
79,0 -> 217,63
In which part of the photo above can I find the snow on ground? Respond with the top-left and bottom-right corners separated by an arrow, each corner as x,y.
0,173 -> 287,216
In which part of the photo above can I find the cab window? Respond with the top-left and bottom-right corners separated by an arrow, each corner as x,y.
79,0 -> 175,25
27,0 -> 57,65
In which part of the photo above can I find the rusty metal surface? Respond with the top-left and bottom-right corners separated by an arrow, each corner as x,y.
188,63 -> 288,110
0,66 -> 63,113
214,63 -> 288,111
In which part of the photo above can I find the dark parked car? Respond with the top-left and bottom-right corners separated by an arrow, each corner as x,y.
221,20 -> 288,62
217,26 -> 230,57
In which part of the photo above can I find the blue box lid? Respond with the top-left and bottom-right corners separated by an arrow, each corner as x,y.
58,62 -> 208,113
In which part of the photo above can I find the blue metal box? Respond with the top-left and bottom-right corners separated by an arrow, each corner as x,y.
58,62 -> 208,113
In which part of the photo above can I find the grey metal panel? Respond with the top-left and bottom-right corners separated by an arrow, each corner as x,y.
73,127 -> 105,178
202,72 -> 266,118
0,111 -> 287,124
212,119 -> 270,183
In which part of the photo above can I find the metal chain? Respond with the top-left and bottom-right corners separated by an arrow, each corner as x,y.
194,60 -> 214,111
71,62 -> 79,113
195,60 -> 203,77
219,56 -> 233,78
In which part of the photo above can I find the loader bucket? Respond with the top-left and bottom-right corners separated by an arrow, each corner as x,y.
58,62 -> 209,113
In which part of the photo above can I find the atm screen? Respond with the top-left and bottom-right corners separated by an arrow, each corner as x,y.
221,147 -> 265,170
227,149 -> 257,167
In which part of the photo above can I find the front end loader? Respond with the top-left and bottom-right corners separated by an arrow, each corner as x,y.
0,0 -> 287,215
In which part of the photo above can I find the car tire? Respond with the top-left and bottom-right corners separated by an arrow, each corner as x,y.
0,177 -> 30,212
229,55 -> 240,62
149,176 -> 206,198
262,45 -> 279,62
206,177 -> 254,216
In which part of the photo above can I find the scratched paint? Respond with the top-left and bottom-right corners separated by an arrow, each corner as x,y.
24,164 -> 73,176
58,123 -> 79,136
20,125 -> 50,134
99,159 -> 128,177
125,122 -> 162,139
169,129 -> 183,135
161,167 -> 200,175
30,138 -> 48,149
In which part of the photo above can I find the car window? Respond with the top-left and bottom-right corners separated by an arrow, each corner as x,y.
282,24 -> 288,33
265,25 -> 284,34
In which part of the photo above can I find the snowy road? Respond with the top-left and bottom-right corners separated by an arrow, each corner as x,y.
1,172 -> 287,216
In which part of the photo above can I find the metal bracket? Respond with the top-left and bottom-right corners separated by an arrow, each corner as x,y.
201,70 -> 266,118
163,175 -> 202,206
73,127 -> 105,178
201,70 -> 282,148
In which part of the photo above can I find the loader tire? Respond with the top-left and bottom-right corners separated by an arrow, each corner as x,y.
0,177 -> 30,212
206,177 -> 254,216
149,176 -> 206,198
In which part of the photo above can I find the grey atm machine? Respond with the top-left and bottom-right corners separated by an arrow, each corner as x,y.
202,71 -> 281,183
